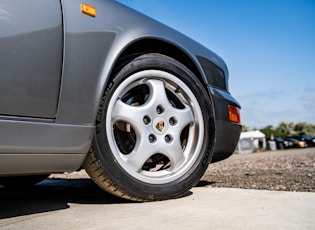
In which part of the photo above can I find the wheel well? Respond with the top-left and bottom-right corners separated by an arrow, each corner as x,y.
113,39 -> 205,85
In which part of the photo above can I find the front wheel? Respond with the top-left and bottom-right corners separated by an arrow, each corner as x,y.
83,53 -> 215,201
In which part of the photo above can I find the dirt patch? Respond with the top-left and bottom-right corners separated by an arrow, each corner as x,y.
201,148 -> 315,192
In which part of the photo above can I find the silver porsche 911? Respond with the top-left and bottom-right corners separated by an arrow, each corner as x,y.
0,0 -> 241,201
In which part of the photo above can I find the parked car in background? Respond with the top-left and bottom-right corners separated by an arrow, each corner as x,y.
273,137 -> 288,149
284,138 -> 307,148
298,135 -> 315,147
0,0 -> 241,201
267,137 -> 290,150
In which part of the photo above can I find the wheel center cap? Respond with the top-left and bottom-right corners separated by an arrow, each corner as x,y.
153,117 -> 168,134
156,121 -> 164,132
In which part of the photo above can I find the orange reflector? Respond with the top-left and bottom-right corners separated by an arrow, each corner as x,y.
81,3 -> 96,17
228,105 -> 241,124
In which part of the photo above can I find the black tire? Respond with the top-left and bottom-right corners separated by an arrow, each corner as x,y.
83,53 -> 215,201
0,175 -> 48,188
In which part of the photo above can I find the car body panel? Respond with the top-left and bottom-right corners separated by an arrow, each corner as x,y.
0,119 -> 94,175
0,120 -> 93,154
0,154 -> 86,175
0,0 -> 241,176
0,0 -> 63,118
57,0 -> 232,125
210,87 -> 241,161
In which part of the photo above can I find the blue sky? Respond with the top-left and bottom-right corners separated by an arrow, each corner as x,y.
116,0 -> 315,129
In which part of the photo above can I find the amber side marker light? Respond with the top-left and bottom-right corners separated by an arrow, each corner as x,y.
81,3 -> 96,17
228,105 -> 241,124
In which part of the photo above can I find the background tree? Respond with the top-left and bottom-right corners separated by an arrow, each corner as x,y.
241,123 -> 251,132
260,125 -> 283,139
294,122 -> 315,137
260,125 -> 273,138
275,122 -> 297,137
258,122 -> 315,138
242,121 -> 315,139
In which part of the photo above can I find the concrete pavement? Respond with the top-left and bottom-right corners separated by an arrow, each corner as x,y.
0,180 -> 314,229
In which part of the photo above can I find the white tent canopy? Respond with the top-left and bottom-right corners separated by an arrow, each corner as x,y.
240,130 -> 265,139
237,130 -> 266,154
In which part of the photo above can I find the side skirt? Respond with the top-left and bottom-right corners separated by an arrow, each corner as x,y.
0,119 -> 94,175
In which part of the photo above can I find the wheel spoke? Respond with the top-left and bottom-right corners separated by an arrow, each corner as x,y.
173,104 -> 194,131
123,139 -> 157,172
164,139 -> 185,169
111,99 -> 151,137
111,99 -> 141,124
146,79 -> 170,107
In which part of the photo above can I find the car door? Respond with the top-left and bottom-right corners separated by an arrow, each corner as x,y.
0,0 -> 63,118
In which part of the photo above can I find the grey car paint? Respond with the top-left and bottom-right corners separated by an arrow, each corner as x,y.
0,0 -> 62,118
0,0 -> 241,176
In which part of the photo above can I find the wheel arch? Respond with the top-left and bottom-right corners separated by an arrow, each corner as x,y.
105,38 -> 208,92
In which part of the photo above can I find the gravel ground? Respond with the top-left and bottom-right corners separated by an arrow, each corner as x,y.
50,147 -> 315,192
201,147 -> 315,192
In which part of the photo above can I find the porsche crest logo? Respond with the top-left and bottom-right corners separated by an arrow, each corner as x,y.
156,121 -> 165,132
